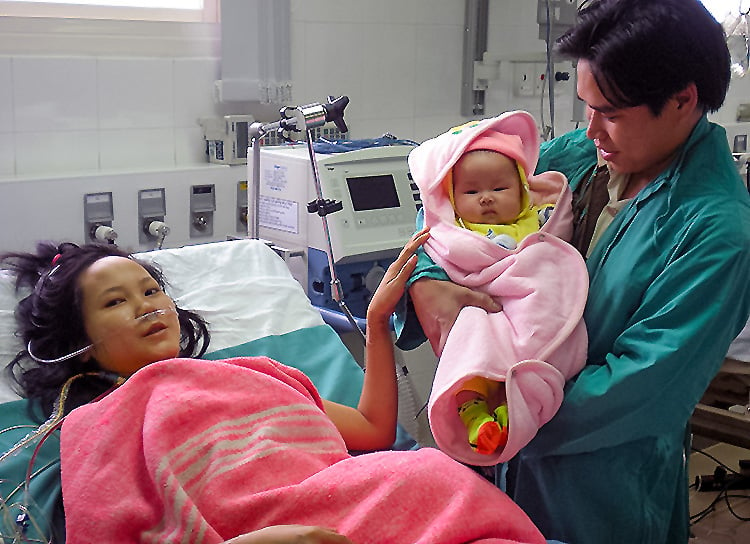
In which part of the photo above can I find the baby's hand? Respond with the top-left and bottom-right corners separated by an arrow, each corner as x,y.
366,227 -> 429,324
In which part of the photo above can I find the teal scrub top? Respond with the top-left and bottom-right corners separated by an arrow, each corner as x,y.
396,116 -> 750,543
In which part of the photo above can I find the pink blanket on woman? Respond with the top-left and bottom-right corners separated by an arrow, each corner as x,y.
60,357 -> 546,544
409,112 -> 588,465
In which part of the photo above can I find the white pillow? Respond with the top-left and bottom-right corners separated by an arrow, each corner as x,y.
135,239 -> 325,352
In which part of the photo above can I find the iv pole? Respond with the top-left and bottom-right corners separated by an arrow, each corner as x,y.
247,96 -> 366,344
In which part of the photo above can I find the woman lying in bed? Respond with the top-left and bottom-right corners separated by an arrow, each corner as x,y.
1,232 -> 545,544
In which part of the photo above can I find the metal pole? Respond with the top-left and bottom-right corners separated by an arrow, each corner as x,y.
304,131 -> 366,344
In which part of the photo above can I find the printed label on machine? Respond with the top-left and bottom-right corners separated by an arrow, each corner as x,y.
259,195 -> 299,234
264,164 -> 289,192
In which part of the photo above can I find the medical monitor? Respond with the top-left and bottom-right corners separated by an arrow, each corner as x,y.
346,174 -> 401,211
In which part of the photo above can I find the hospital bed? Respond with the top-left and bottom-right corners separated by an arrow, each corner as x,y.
0,238 -> 406,542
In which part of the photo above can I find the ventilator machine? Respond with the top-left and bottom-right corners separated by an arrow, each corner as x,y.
254,144 -> 420,321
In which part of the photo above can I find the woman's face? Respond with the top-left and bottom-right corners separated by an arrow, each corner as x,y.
78,256 -> 181,376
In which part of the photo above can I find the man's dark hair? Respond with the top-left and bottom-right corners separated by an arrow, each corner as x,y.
556,0 -> 731,115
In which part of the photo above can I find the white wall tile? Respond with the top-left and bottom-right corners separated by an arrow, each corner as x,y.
716,76 -> 750,125
289,0 -> 307,22
98,128 -> 175,171
0,133 -> 15,176
295,22 -> 364,106
348,115 -> 417,143
290,0 -> 371,24
15,130 -> 99,176
289,20 -> 306,104
1,0 -> 608,181
414,114 -> 467,143
414,0 -> 464,25
353,0 -> 418,24
358,24 -> 417,120
488,24 -> 545,60
13,57 -> 98,132
97,58 -> 174,130
175,126 -> 209,166
413,24 -> 464,117
0,57 -> 13,133
174,57 -> 220,128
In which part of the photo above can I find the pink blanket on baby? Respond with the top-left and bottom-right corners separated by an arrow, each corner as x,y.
60,357 -> 546,544
409,112 -> 588,465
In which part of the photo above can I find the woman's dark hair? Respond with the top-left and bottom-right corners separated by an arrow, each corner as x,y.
556,0 -> 731,115
1,241 -> 210,417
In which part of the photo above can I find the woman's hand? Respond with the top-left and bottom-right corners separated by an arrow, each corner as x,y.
366,227 -> 430,324
410,277 -> 501,355
223,525 -> 354,544
324,227 -> 430,451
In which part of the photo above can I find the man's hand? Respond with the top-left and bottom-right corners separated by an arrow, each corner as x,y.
410,277 -> 501,355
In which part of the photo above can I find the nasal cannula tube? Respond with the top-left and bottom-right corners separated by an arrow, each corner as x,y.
135,308 -> 175,322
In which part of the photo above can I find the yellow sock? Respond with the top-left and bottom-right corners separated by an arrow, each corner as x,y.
494,403 -> 509,448
458,398 -> 502,454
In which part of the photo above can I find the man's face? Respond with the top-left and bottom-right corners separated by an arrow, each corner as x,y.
578,59 -> 690,184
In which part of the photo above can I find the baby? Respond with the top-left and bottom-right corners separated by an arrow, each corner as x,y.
450,130 -> 555,453
408,111 -> 588,465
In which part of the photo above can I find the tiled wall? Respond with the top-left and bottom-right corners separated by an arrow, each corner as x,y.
0,56 -> 219,178
0,0 -> 553,180
0,0 -> 746,179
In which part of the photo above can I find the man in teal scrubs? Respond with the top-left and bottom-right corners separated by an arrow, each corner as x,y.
397,1 -> 750,542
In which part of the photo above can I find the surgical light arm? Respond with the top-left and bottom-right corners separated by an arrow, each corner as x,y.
247,96 -> 349,239
247,96 -> 365,342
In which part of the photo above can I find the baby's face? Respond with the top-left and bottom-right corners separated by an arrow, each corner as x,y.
453,151 -> 523,225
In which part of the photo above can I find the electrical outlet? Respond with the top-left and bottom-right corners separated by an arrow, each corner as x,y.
512,62 -> 546,97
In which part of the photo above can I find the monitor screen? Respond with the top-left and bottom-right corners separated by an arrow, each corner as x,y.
236,121 -> 248,159
346,174 -> 400,211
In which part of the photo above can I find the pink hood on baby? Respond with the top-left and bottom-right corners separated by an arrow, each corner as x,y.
409,110 -> 573,244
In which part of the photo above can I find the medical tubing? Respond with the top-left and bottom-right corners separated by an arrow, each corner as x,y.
26,341 -> 93,365
395,362 -> 422,441
135,308 -> 175,322
25,309 -> 175,366
544,0 -> 555,139
0,373 -> 124,543
23,418 -> 64,515
0,373 -> 90,466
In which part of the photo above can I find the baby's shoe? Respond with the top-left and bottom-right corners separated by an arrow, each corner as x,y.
494,404 -> 509,449
458,398 -> 503,454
